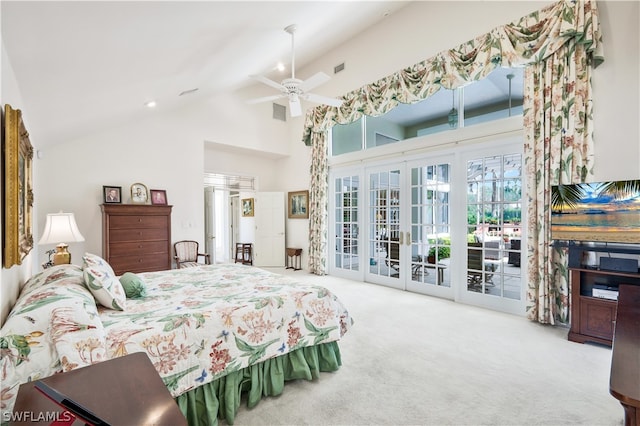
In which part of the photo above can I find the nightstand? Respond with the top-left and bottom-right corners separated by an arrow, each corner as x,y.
10,352 -> 186,425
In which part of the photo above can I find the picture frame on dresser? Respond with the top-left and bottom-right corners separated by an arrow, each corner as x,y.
150,189 -> 167,205
103,186 -> 122,204
130,183 -> 148,204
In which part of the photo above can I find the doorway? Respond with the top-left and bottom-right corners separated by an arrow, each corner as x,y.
329,138 -> 525,314
362,157 -> 454,300
204,173 -> 256,263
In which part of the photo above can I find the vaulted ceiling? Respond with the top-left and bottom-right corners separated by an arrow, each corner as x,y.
2,1 -> 409,148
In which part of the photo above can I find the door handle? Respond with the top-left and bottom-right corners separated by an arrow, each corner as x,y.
398,232 -> 404,245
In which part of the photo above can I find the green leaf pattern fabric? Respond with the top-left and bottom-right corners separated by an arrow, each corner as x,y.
1,271 -> 107,414
1,264 -> 352,423
302,0 -> 602,324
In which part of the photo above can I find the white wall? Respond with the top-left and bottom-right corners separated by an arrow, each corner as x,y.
590,1 -> 640,180
1,40 -> 35,324
3,1 -> 638,324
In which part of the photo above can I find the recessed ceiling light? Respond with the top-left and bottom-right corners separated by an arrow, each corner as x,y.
276,62 -> 285,72
145,100 -> 157,108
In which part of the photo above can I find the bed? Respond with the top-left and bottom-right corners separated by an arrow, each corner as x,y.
0,255 -> 353,425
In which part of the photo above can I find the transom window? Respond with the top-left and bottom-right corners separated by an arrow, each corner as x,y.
331,67 -> 523,156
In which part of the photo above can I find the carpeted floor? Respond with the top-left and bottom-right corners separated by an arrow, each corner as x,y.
228,268 -> 622,426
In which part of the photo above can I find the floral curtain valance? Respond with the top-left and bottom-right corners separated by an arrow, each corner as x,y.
302,0 -> 603,322
301,0 -> 603,145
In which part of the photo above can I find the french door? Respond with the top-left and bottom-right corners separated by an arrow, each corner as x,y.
329,142 -> 525,314
362,157 -> 453,298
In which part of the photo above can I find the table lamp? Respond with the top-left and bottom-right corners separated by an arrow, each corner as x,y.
38,212 -> 85,266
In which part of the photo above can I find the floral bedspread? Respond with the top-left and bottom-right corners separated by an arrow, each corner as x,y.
99,264 -> 352,396
0,264 -> 352,417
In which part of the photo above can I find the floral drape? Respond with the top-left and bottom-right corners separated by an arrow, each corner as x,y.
524,38 -> 598,323
308,131 -> 329,274
302,1 -> 602,324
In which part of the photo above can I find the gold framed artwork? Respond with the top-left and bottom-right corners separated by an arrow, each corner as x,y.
242,198 -> 254,217
3,104 -> 34,268
288,190 -> 309,219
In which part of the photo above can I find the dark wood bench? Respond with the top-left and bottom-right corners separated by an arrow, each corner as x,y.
609,284 -> 640,426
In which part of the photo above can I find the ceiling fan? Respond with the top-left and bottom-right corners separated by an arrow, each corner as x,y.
247,24 -> 343,117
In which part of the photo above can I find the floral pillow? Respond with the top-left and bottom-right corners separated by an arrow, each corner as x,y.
82,253 -> 126,310
20,264 -> 85,298
0,278 -> 107,414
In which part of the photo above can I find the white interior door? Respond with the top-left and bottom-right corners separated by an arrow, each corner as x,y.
204,187 -> 216,263
254,192 -> 285,267
230,194 -> 240,262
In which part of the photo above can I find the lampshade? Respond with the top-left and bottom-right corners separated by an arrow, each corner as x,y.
38,212 -> 85,245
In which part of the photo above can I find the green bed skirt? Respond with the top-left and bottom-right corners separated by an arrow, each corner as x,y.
175,341 -> 342,425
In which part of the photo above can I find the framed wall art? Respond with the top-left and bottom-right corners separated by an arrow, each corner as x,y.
103,186 -> 122,204
288,190 -> 309,219
3,104 -> 34,268
150,189 -> 167,205
241,198 -> 254,217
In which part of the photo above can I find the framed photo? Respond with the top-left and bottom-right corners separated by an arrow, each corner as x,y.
288,190 -> 309,219
150,189 -> 167,205
130,182 -> 148,204
3,104 -> 34,268
242,198 -> 254,217
103,186 -> 122,204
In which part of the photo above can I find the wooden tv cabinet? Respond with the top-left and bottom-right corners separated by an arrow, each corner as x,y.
567,244 -> 640,347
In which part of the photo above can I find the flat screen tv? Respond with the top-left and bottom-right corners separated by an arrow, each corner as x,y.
551,180 -> 640,244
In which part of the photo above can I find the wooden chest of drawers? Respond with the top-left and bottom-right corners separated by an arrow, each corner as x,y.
101,204 -> 172,275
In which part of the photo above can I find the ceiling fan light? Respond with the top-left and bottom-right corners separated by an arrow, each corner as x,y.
247,24 -> 341,112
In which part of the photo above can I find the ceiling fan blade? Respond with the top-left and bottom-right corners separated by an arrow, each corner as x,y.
246,94 -> 286,104
299,72 -> 331,92
305,92 -> 343,108
249,74 -> 285,91
289,95 -> 302,117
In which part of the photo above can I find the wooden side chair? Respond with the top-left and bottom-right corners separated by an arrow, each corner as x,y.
174,240 -> 210,269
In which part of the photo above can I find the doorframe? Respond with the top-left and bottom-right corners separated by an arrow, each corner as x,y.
328,129 -> 527,315
362,163 -> 406,291
328,167 -> 365,282
403,154 -> 455,300
453,141 -> 527,315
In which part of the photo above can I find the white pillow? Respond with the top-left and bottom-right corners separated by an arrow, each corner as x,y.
82,252 -> 126,310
